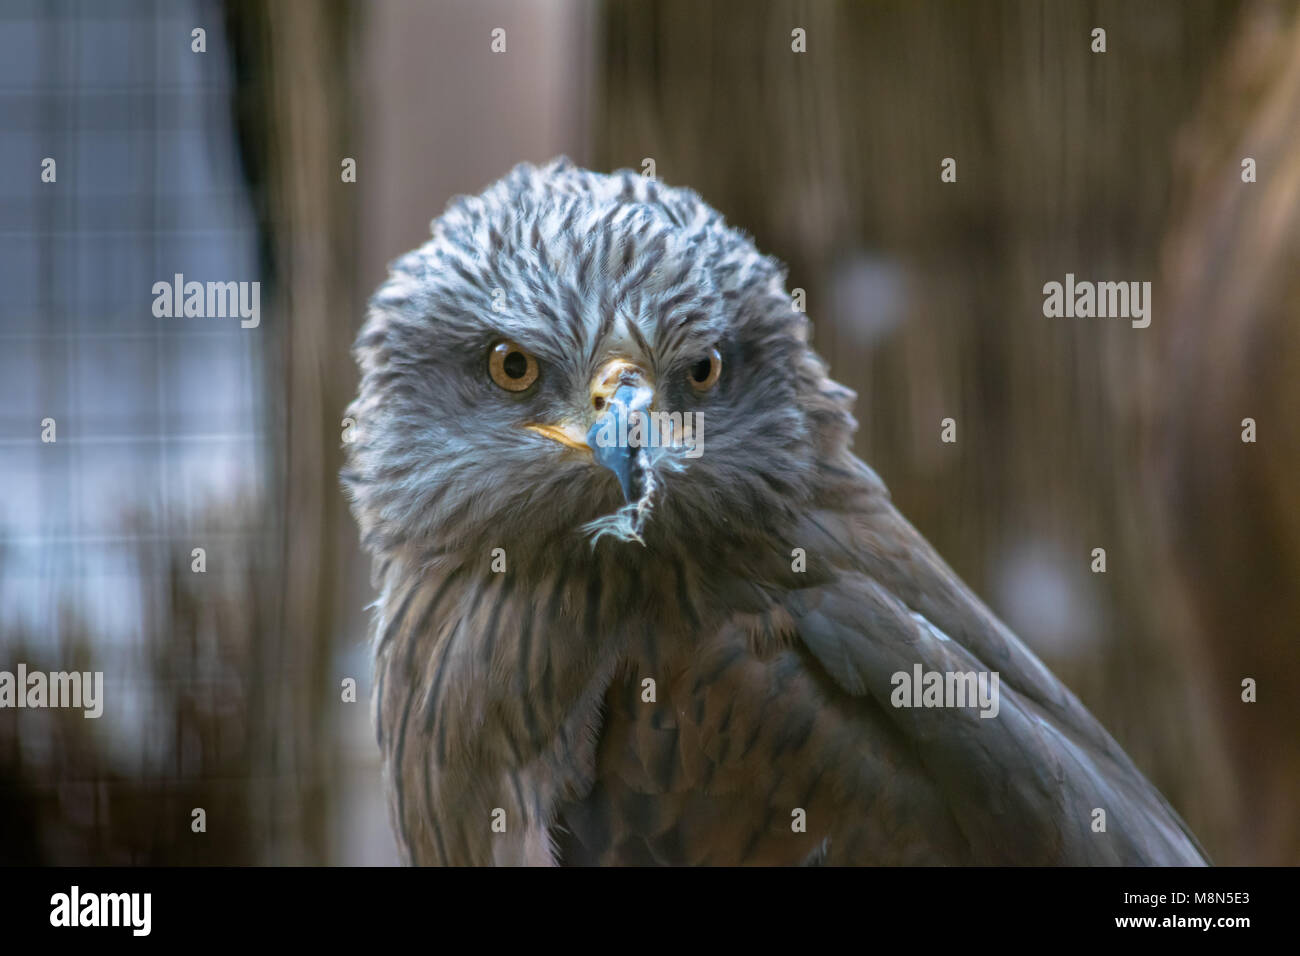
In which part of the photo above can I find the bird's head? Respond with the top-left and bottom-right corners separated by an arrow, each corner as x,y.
343,159 -> 855,576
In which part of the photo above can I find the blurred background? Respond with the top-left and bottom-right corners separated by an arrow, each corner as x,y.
1,0 -> 1297,865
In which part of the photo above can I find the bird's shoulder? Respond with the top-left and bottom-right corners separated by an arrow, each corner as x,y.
559,453 -> 1208,864
776,454 -> 1209,864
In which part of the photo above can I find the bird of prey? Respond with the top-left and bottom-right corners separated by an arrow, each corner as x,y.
342,159 -> 1208,866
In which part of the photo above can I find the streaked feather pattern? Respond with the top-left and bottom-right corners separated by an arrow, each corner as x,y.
345,159 -> 1207,866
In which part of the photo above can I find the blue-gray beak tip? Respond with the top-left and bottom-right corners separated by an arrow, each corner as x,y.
586,383 -> 654,503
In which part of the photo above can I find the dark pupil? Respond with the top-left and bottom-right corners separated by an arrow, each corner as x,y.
690,358 -> 712,382
502,351 -> 528,378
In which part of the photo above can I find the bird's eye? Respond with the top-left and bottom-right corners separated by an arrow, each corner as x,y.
488,340 -> 539,392
688,347 -> 722,391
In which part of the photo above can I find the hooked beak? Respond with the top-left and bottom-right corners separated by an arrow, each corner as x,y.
524,358 -> 655,503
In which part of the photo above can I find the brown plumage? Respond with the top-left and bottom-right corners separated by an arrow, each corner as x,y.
343,160 -> 1208,865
